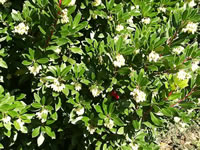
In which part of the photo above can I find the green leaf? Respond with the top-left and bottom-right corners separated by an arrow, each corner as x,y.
22,60 -> 32,66
118,67 -> 130,75
45,126 -> 55,139
37,58 -> 49,64
37,133 -> 45,147
112,116 -> 124,126
132,120 -> 141,130
0,58 -> 7,68
150,112 -> 162,126
168,93 -> 181,100
32,127 -> 40,138
73,12 -> 82,28
55,98 -> 62,111
117,127 -> 124,135
0,143 -> 4,149
34,93 -> 41,103
38,25 -> 46,35
69,47 -> 84,55
94,105 -> 103,113
116,36 -> 123,52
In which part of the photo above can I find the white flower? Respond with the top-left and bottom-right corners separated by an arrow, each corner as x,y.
50,78 -> 65,92
131,5 -> 139,10
71,116 -> 83,124
36,109 -> 48,123
135,5 -> 139,9
130,144 -> 139,150
61,9 -> 69,24
90,31 -> 95,39
174,117 -> 181,123
75,83 -> 82,91
141,18 -> 151,24
116,24 -> 124,32
177,70 -> 191,80
113,54 -> 125,68
114,35 -> 120,42
148,51 -> 160,62
87,124 -> 96,134
11,9 -> 18,15
90,86 -> 102,97
172,46 -> 184,55
13,22 -> 29,35
75,107 -> 84,116
182,22 -> 198,34
55,47 -> 61,54
92,0 -> 102,6
191,61 -> 199,71
0,76 -> 3,82
68,0 -> 76,6
188,0 -> 196,7
2,116 -> 11,124
135,49 -> 140,54
130,89 -> 146,103
127,17 -> 133,25
158,7 -> 166,13
152,91 -> 158,97
197,98 -> 200,105
107,16 -> 113,21
131,6 -> 135,10
28,65 -> 42,76
104,119 -> 114,129
16,119 -> 25,129
0,0 -> 6,5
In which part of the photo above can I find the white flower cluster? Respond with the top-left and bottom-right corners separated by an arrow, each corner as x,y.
50,78 -> 65,92
0,0 -> 7,5
130,143 -> 139,150
104,119 -> 114,129
36,109 -> 48,123
92,0 -> 102,6
68,0 -> 76,6
174,117 -> 181,123
127,16 -> 134,26
87,124 -> 96,134
28,65 -> 42,76
148,51 -> 160,62
16,118 -> 25,131
188,0 -> 196,7
172,46 -> 184,55
191,61 -> 199,71
113,54 -> 125,68
13,22 -> 29,35
116,24 -> 124,32
61,9 -> 69,24
55,47 -> 61,54
130,89 -> 146,103
177,70 -> 191,80
75,107 -> 84,116
2,116 -> 11,124
158,7 -> 166,13
141,18 -> 151,24
182,22 -> 198,34
90,86 -> 102,97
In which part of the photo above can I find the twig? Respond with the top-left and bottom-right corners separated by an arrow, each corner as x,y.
44,0 -> 62,48
170,86 -> 196,107
167,30 -> 178,46
165,90 -> 173,101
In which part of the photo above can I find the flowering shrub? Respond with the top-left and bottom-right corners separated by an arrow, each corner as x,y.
0,0 -> 200,149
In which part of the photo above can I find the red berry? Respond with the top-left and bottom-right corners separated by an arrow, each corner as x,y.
115,95 -> 119,100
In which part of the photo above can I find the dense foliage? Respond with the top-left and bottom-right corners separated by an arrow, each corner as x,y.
0,0 -> 200,149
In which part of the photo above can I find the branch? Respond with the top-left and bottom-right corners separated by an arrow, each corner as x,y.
170,86 -> 196,107
44,0 -> 62,48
